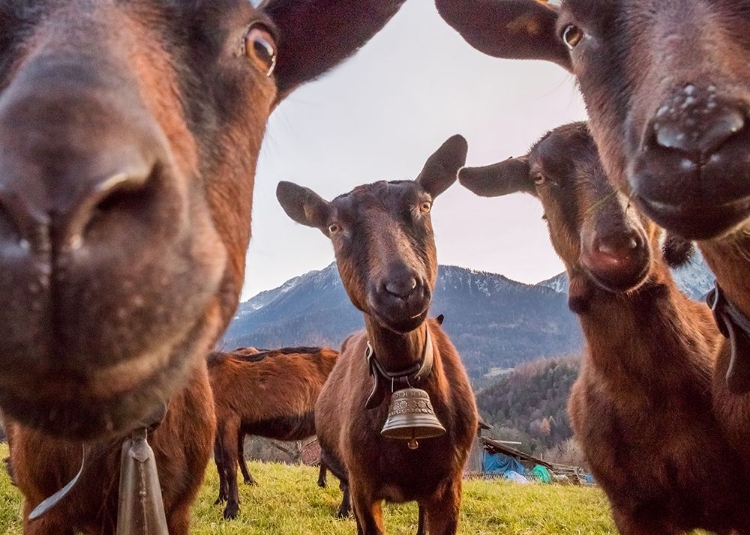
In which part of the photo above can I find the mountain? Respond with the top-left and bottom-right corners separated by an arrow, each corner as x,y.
222,264 -> 584,378
537,272 -> 569,294
222,254 -> 715,378
670,252 -> 715,300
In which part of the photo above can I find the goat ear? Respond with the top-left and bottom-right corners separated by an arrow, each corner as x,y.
276,181 -> 331,233
417,135 -> 468,198
264,0 -> 406,100
459,157 -> 533,197
435,0 -> 571,71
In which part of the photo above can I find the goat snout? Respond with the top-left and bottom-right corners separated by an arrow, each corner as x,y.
384,274 -> 418,299
0,59 -> 227,439
368,268 -> 430,333
0,154 -> 156,255
650,85 -> 745,159
630,84 -> 750,239
581,229 -> 650,293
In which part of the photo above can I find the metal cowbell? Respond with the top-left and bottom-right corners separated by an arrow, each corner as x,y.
116,429 -> 169,535
381,387 -> 446,448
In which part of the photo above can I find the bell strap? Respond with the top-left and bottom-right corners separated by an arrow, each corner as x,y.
29,444 -> 87,521
365,328 -> 434,410
707,282 -> 750,394
27,401 -> 169,522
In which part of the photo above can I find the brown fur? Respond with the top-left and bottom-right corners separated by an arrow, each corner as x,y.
0,0 -> 406,441
438,2 -> 750,523
0,0 -> 406,532
7,365 -> 215,535
277,135 -> 478,535
208,346 -> 338,520
459,123 -> 750,534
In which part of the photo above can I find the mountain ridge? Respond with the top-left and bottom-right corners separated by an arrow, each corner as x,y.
223,256 -> 714,377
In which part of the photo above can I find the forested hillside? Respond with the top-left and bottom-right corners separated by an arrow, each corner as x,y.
477,358 -> 580,456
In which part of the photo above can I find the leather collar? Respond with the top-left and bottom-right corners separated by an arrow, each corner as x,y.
707,282 -> 750,394
364,328 -> 434,410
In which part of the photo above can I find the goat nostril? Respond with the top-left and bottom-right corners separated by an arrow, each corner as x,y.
385,277 -> 418,299
596,235 -> 639,257
652,96 -> 745,158
66,164 -> 155,248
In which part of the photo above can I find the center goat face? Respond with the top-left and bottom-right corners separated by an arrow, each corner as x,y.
437,0 -> 750,240
0,0 -> 405,439
276,135 -> 467,333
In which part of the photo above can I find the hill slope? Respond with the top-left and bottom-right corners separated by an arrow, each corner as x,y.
476,358 -> 580,455
224,256 -> 715,377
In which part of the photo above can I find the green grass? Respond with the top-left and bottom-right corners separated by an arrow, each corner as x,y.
0,443 -> 617,534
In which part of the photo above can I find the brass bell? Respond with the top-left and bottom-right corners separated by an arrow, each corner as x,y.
381,387 -> 446,448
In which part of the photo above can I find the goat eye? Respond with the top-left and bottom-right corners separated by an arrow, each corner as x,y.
562,24 -> 584,50
328,223 -> 341,234
419,201 -> 432,214
245,26 -> 277,77
533,174 -> 547,185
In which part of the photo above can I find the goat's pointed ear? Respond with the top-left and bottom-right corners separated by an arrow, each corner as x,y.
276,181 -> 331,233
264,0 -> 406,100
417,135 -> 468,198
459,157 -> 533,197
435,0 -> 571,71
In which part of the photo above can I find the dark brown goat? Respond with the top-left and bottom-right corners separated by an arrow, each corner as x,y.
435,0 -> 750,487
1,0 -> 406,531
209,346 -> 338,520
0,0 -> 406,441
277,136 -> 478,535
460,122 -> 750,535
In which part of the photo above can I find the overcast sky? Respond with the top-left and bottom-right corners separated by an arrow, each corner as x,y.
242,1 -> 587,301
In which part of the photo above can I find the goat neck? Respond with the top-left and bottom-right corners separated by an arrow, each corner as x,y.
578,261 -> 718,391
363,316 -> 432,378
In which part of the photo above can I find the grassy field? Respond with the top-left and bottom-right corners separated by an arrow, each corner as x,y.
0,443 -> 617,534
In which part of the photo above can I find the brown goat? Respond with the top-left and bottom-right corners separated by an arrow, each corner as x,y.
435,0 -> 750,490
209,346 -> 338,520
276,136 -> 479,535
7,367 -> 215,534
0,0 -> 406,442
1,0 -> 406,532
460,122 -> 750,534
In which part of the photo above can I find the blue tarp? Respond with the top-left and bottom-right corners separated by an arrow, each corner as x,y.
482,450 -> 526,475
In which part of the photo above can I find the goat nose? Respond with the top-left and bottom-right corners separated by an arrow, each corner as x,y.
385,276 -> 418,299
0,157 -> 153,254
651,85 -> 745,159
596,233 -> 640,256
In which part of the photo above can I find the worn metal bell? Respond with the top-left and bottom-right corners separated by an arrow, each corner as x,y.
116,429 -> 169,535
381,387 -> 446,448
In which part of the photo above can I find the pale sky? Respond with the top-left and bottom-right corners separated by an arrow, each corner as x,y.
242,1 -> 587,301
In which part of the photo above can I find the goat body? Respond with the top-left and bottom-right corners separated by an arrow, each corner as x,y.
209,346 -> 338,520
